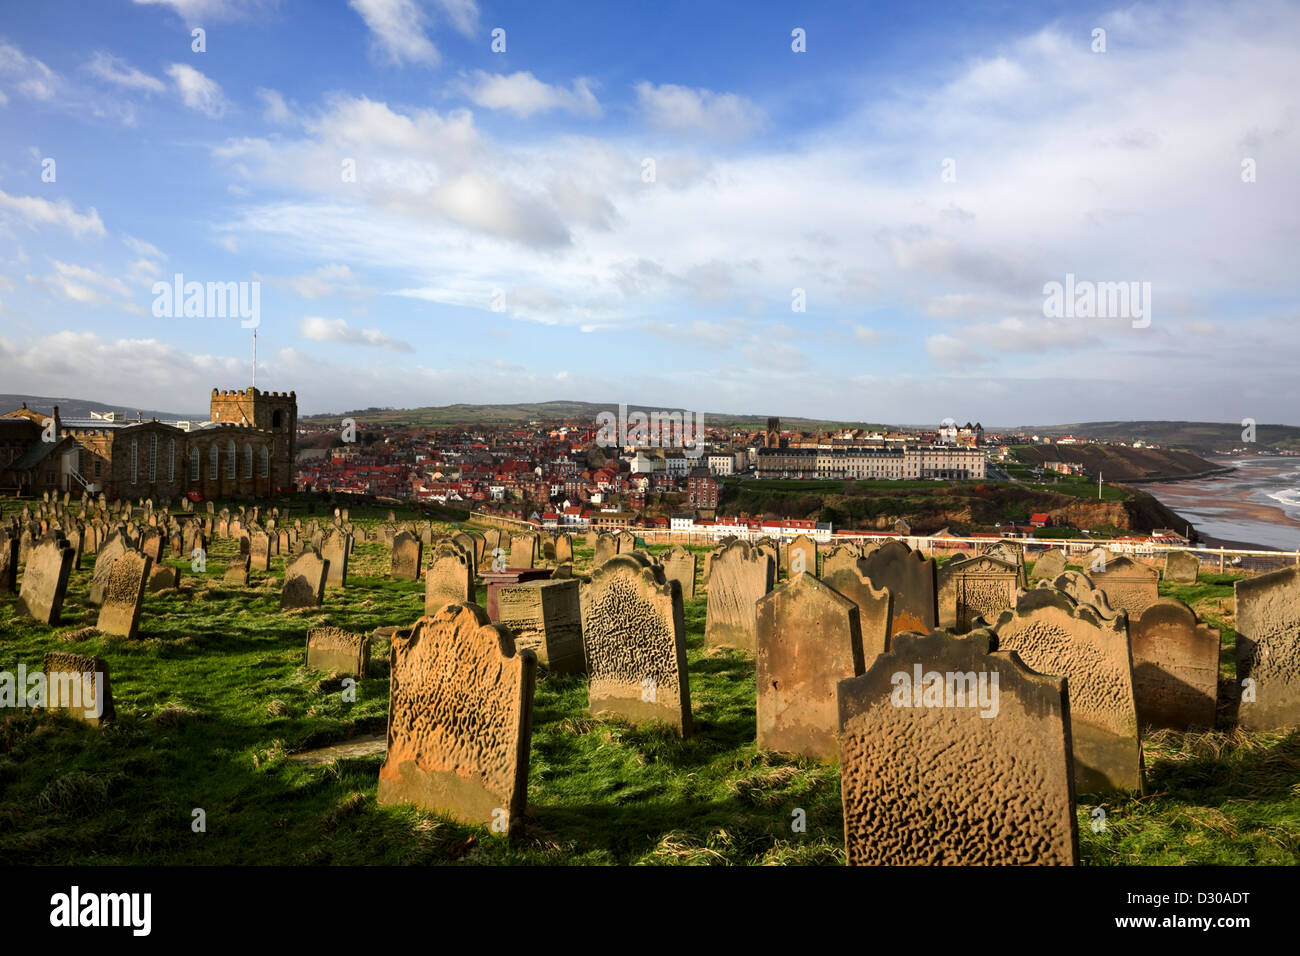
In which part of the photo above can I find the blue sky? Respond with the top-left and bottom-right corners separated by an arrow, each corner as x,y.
1,0 -> 1297,426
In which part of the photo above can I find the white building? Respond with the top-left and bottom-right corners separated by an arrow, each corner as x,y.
706,453 -> 735,477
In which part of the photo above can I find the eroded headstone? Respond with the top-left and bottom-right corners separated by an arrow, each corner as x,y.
391,531 -> 423,581
425,542 -> 474,615
859,541 -> 938,637
17,535 -> 74,625
305,626 -> 369,677
1031,548 -> 1068,582
1164,550 -> 1200,585
938,554 -> 1018,633
1131,599 -> 1219,730
662,545 -> 697,600
1235,565 -> 1300,731
822,564 -> 894,665
43,651 -> 115,725
497,578 -> 584,674
96,549 -> 151,639
281,549 -> 329,610
1089,555 -> 1160,617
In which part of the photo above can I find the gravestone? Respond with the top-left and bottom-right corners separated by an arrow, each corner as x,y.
859,541 -> 938,637
837,628 -> 1078,865
305,627 -> 369,677
1031,548 -> 1068,582
938,554 -> 1019,633
592,534 -> 617,567
615,531 -> 637,554
1044,571 -> 1119,620
377,603 -> 536,835
484,568 -> 552,621
788,534 -> 818,577
1130,599 -> 1219,730
992,588 -> 1143,793
822,544 -> 861,579
0,533 -> 17,593
509,532 -> 537,570
555,534 -> 573,564
391,531 -> 423,581
1235,565 -> 1300,731
17,535 -> 75,625
981,540 -> 1027,586
451,532 -> 479,577
224,554 -> 250,586
497,578 -> 584,673
756,573 -> 863,760
1164,550 -> 1200,585
321,530 -> 351,588
147,564 -> 180,592
704,540 -> 776,652
249,530 -> 272,572
89,533 -> 129,606
96,550 -> 151,639
43,651 -> 115,725
281,549 -> 329,610
425,542 -> 474,615
1088,555 -> 1160,618
581,554 -> 692,734
541,536 -> 557,561
822,564 -> 895,664
139,527 -> 165,563
662,545 -> 697,600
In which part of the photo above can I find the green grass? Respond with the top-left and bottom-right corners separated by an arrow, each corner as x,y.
0,527 -> 1295,864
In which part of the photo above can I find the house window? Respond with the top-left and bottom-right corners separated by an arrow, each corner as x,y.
226,440 -> 236,478
209,444 -> 218,479
260,446 -> 269,477
191,446 -> 200,481
245,443 -> 253,478
149,434 -> 158,481
131,440 -> 138,483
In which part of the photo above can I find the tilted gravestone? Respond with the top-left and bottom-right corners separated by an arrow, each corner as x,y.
554,534 -> 573,564
377,603 -> 536,835
1088,555 -> 1160,618
139,527 -> 165,563
281,549 -> 329,610
821,564 -> 894,666
756,573 -> 863,760
321,530 -> 351,588
223,554 -> 250,586
497,578 -> 585,674
592,534 -> 617,568
147,564 -> 180,592
425,542 -> 475,615
992,587 -> 1143,793
859,540 -> 938,638
581,554 -> 692,734
837,628 -> 1078,865
451,532 -> 479,577
1163,550 -> 1200,585
89,533 -> 129,606
1031,548 -> 1068,582
43,651 -> 115,725
1130,599 -> 1219,730
96,549 -> 152,639
704,540 -> 775,653
305,627 -> 369,677
17,535 -> 75,625
391,531 -> 423,581
938,554 -> 1019,634
1235,565 -> 1300,731
662,545 -> 697,600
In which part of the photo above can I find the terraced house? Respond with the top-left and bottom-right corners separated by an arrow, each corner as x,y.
0,386 -> 297,500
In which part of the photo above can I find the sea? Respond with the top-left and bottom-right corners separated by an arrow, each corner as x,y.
1147,457 -> 1300,552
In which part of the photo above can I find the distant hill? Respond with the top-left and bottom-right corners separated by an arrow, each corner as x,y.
0,394 -> 205,422
1020,421 -> 1300,454
301,400 -> 886,433
1012,442 -> 1224,481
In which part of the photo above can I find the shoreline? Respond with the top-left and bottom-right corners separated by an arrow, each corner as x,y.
1144,457 -> 1300,553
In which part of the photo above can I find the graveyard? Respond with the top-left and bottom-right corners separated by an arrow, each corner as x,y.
0,494 -> 1296,866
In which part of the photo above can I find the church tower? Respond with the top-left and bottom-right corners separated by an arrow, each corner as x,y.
210,387 -> 298,491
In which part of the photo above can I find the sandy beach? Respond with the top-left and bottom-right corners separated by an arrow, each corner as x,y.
1148,457 -> 1300,551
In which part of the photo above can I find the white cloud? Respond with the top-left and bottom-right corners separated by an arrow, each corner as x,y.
349,0 -> 440,66
258,263 -> 367,299
256,87 -> 292,123
635,82 -> 763,140
432,0 -> 478,37
851,323 -> 880,344
461,71 -> 601,118
85,52 -> 166,93
166,63 -> 228,117
299,315 -> 412,351
0,190 -> 106,237
0,41 -> 60,101
131,0 -> 266,22
123,235 -> 166,260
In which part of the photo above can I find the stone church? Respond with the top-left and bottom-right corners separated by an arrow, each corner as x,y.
0,387 -> 297,501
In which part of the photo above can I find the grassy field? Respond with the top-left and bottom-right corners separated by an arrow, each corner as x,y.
0,522 -> 1296,865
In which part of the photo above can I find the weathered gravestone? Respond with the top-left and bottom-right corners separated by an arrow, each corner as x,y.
756,573 -> 863,760
305,627 -> 369,677
497,578 -> 585,674
248,530 -> 272,572
223,554 -> 250,586
822,564 -> 894,664
425,542 -> 474,615
938,554 -> 1019,633
377,603 -> 536,835
1164,550 -> 1200,585
96,550 -> 151,639
1088,555 -> 1160,618
615,531 -> 637,554
788,534 -> 818,577
147,564 -> 180,592
837,628 -> 1079,865
509,532 -> 537,569
1235,565 -> 1300,731
704,540 -> 776,652
992,588 -> 1143,793
822,544 -> 861,579
17,536 -> 75,625
859,540 -> 938,638
451,532 -> 479,577
981,540 -> 1027,587
1044,570 -> 1119,620
321,531 -> 351,588
1130,599 -> 1219,730
139,527 -> 165,563
581,554 -> 691,734
592,534 -> 617,567
554,534 -> 573,564
391,531 -> 423,581
0,533 -> 17,593
1031,548 -> 1068,582
662,545 -> 697,600
43,651 -> 115,725
281,549 -> 329,610
89,533 -> 129,606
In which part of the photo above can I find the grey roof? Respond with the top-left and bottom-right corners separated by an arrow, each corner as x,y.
6,438 -> 68,471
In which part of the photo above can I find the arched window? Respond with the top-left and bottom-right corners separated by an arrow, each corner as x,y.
131,440 -> 138,483
244,443 -> 253,478
209,444 -> 218,479
260,445 -> 269,478
226,440 -> 236,478
168,438 -> 176,482
149,434 -> 158,481
190,446 -> 200,481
